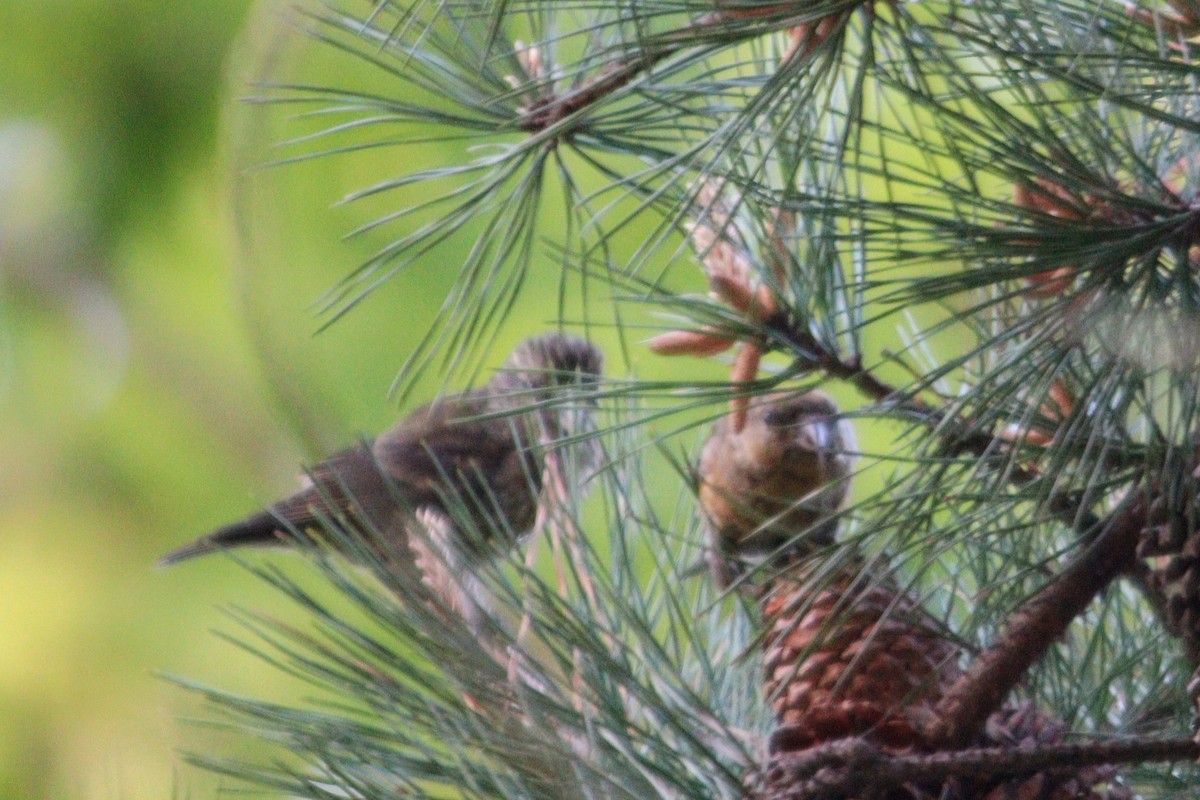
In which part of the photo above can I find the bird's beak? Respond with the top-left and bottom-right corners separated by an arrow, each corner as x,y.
796,417 -> 836,456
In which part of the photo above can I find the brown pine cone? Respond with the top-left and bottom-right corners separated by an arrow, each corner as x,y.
749,556 -> 1130,799
1140,530 -> 1200,733
1137,477 -> 1200,730
761,560 -> 962,755
1141,525 -> 1200,655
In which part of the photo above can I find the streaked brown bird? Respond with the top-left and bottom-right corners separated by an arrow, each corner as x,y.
160,333 -> 603,624
697,390 -> 855,588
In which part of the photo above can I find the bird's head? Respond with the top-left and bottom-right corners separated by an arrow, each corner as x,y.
489,334 -> 604,469
738,391 -> 856,514
699,390 -> 856,586
500,333 -> 604,394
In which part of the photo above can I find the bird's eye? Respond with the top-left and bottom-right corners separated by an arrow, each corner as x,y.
763,405 -> 801,427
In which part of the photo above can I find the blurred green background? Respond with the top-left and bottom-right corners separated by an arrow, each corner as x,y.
0,3 -> 715,797
0,2 -> 291,797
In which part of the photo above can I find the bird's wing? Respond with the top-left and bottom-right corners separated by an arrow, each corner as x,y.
272,442 -> 399,531
373,394 -> 544,536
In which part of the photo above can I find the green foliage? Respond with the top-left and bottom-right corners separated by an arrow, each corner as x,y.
175,0 -> 1200,797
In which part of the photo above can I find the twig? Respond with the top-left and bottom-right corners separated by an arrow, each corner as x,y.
765,313 -> 921,410
519,53 -> 670,133
923,490 -> 1150,748
516,6 -> 856,135
759,734 -> 1198,800
763,312 -> 1126,537
765,313 -> 1054,485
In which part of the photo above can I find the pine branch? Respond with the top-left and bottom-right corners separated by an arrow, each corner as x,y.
514,2 -> 875,138
764,312 -> 917,411
756,734 -> 1198,800
762,311 -> 1121,527
924,489 -> 1151,748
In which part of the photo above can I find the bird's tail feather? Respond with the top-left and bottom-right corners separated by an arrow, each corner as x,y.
158,512 -> 286,567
